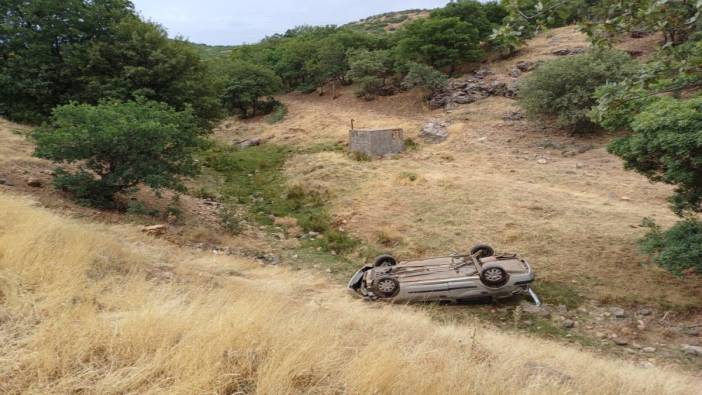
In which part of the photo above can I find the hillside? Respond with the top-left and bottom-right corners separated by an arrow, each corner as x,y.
1,192 -> 700,393
211,26 -> 702,368
2,17 -> 702,393
344,9 -> 430,33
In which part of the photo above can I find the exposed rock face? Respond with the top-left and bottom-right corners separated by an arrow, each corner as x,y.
428,72 -> 518,109
419,120 -> 449,143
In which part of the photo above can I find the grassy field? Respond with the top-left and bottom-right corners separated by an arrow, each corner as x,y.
1,192 -> 700,394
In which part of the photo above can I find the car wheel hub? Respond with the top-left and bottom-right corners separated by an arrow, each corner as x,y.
484,268 -> 503,282
377,279 -> 396,293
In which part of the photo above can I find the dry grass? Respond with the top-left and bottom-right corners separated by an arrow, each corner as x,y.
212,27 -> 701,309
0,192 -> 700,394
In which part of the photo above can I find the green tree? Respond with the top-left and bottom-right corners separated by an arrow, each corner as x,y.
639,218 -> 702,275
33,99 -> 206,207
0,0 -> 220,125
220,61 -> 282,117
431,0 -> 496,39
346,49 -> 397,98
519,49 -> 636,132
608,96 -> 702,215
396,17 -> 483,74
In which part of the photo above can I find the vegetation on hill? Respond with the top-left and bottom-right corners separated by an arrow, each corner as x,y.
3,0 -> 702,274
33,99 -> 207,207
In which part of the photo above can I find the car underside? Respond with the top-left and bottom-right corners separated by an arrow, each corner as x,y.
348,244 -> 540,305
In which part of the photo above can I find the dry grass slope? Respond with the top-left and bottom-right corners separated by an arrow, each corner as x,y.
0,192 -> 699,394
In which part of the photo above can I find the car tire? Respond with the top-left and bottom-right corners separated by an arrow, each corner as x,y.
373,254 -> 397,267
470,244 -> 495,258
480,266 -> 508,288
373,276 -> 400,297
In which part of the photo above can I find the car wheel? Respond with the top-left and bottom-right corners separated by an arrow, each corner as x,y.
470,244 -> 495,258
373,254 -> 397,267
373,276 -> 400,297
480,266 -> 508,287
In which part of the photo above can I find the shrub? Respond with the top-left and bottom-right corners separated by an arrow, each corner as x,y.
33,99 -> 206,208
519,49 -> 636,132
264,103 -> 288,124
640,218 -> 702,275
401,62 -> 448,94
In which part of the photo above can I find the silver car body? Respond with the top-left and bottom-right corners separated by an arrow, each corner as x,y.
348,252 -> 539,304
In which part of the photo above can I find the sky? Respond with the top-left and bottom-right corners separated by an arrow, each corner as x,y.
131,0 -> 450,45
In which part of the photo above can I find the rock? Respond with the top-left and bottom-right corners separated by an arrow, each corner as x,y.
638,308 -> 653,316
142,224 -> 167,236
235,138 -> 262,149
26,178 -> 42,187
643,347 -> 656,353
502,111 -> 524,121
524,362 -> 573,384
536,158 -> 548,165
488,81 -> 508,96
575,162 -> 584,169
419,120 -> 449,143
562,319 -> 575,329
610,307 -> 626,318
682,344 -> 702,356
509,68 -> 522,78
577,144 -> 594,153
474,68 -> 493,79
596,332 -> 607,339
683,327 -> 701,337
516,61 -> 535,72
552,48 -> 586,56
0,178 -> 6,185
613,338 -> 629,346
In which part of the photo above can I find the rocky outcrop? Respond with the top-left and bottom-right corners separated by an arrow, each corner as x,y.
429,71 -> 518,109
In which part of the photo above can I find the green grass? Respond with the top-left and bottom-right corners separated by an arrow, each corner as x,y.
201,144 -> 358,252
264,104 -> 287,124
531,280 -> 584,308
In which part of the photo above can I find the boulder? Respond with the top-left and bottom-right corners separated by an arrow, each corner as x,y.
682,344 -> 702,356
26,178 -> 42,187
419,121 -> 449,143
610,307 -> 626,318
516,61 -> 535,72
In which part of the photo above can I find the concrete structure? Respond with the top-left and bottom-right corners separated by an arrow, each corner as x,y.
349,128 -> 404,157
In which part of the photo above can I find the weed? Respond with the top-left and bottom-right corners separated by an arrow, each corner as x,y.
202,144 -> 360,253
404,137 -> 419,151
264,103 -> 287,124
351,151 -> 371,161
399,171 -> 418,182
531,281 -> 584,308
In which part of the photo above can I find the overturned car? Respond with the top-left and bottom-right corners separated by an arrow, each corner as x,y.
348,244 -> 540,305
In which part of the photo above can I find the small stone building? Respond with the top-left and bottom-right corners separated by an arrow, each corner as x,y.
348,128 -> 404,157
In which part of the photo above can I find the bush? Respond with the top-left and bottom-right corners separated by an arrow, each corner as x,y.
640,218 -> 702,275
33,99 -> 206,208
346,49 -> 397,99
401,62 -> 448,94
519,49 -> 636,132
264,103 -> 288,124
